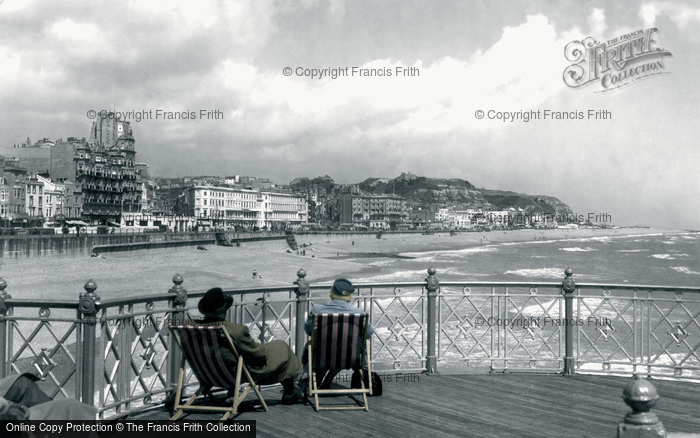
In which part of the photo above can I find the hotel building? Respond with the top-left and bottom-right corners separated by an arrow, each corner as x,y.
175,186 -> 308,230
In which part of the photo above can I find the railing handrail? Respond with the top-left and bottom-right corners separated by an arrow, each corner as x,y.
7,282 -> 699,310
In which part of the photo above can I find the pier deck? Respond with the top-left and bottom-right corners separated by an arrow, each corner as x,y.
130,374 -> 700,437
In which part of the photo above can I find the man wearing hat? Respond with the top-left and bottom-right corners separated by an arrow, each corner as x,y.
304,278 -> 375,389
194,287 -> 304,405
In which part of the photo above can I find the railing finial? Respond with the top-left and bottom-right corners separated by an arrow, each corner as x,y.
617,374 -> 665,437
562,268 -> 575,293
0,277 -> 10,315
83,279 -> 97,296
294,269 -> 309,297
169,274 -> 187,306
426,267 -> 439,293
79,280 -> 99,316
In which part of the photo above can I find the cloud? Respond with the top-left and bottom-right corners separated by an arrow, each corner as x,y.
219,13 -> 574,146
640,1 -> 700,28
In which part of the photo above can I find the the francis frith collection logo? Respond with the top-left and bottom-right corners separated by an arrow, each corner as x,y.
563,27 -> 672,92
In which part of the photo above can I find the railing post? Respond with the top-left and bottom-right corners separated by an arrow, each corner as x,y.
425,267 -> 440,374
167,274 -> 188,403
79,279 -> 100,406
256,294 -> 269,344
0,278 -> 10,379
294,268 -> 310,360
617,374 -> 665,437
562,267 -> 576,375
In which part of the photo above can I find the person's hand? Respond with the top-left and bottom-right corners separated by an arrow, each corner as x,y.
0,397 -> 30,420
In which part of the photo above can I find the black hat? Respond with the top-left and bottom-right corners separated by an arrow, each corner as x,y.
198,287 -> 233,317
330,278 -> 355,301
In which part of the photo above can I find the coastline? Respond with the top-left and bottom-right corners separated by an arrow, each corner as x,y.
4,227 -> 690,300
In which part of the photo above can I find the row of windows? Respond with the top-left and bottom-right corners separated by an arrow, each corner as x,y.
0,204 -> 23,215
0,190 -> 19,201
197,199 -> 258,209
201,190 -> 257,200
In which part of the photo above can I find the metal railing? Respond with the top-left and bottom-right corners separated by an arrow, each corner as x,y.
0,268 -> 697,419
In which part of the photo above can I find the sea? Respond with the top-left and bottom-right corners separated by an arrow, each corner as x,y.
341,231 -> 700,288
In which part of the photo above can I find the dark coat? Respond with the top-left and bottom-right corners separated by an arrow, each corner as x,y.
193,319 -> 302,383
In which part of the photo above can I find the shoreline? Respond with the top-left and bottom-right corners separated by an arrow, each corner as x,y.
2,227 -> 692,300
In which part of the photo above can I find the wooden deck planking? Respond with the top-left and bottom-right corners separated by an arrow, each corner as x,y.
134,374 -> 700,437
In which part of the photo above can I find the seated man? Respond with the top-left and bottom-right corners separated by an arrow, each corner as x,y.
194,287 -> 304,405
0,373 -> 96,420
304,278 -> 374,389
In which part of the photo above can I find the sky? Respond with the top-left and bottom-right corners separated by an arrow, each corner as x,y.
0,0 -> 698,229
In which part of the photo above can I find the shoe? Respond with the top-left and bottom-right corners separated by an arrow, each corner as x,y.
351,370 -> 362,389
299,377 -> 309,398
281,387 -> 304,405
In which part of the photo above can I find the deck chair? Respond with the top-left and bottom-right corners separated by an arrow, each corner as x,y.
169,324 -> 268,420
307,313 -> 372,411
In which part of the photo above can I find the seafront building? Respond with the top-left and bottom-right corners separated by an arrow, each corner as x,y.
338,193 -> 408,229
25,174 -> 64,220
174,185 -> 308,230
0,158 -> 30,227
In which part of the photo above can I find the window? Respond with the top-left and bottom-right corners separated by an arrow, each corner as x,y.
0,191 -> 4,201
32,186 -> 36,194
139,220 -> 148,226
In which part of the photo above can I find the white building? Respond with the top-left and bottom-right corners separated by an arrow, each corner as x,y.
25,174 -> 64,220
177,185 -> 308,230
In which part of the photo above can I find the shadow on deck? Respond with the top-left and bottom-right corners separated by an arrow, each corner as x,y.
130,374 -> 700,437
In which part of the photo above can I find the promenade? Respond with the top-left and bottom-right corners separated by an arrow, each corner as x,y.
131,374 -> 700,437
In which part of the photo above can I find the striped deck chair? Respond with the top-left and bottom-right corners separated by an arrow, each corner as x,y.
169,324 -> 268,420
307,313 -> 372,411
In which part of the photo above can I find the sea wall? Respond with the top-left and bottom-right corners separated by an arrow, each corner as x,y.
0,231 -> 285,258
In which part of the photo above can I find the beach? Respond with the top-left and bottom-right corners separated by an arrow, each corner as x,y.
0,227 -> 693,301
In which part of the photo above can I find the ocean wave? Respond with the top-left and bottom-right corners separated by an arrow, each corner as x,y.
400,245 -> 500,259
439,267 -> 492,277
669,267 -> 700,275
617,249 -> 649,253
558,247 -> 596,252
368,260 -> 396,267
651,254 -> 676,260
504,268 -> 565,279
364,269 -> 435,282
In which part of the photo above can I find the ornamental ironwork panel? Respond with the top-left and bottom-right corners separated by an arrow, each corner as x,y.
437,284 -> 564,373
360,285 -> 426,372
97,299 -> 174,419
574,286 -> 700,380
6,306 -> 81,399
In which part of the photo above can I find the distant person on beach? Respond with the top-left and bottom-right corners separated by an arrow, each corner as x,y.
0,373 -> 96,420
303,278 -> 375,389
193,288 -> 304,404
252,269 -> 257,278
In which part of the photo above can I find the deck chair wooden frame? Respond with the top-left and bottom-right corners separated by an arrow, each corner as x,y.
307,313 -> 372,411
169,324 -> 268,420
